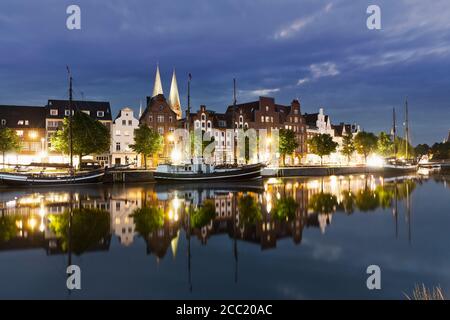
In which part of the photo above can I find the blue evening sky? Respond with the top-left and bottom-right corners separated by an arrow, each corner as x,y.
0,0 -> 449,144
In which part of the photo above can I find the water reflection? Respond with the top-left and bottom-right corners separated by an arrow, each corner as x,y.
0,175 -> 424,257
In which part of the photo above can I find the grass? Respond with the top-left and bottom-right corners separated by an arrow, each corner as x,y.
405,284 -> 445,300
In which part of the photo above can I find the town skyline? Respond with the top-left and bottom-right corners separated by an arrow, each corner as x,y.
0,1 -> 449,144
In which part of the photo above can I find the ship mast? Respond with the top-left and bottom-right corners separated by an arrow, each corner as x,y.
233,78 -> 237,165
392,107 -> 397,159
66,66 -> 74,171
404,98 -> 410,160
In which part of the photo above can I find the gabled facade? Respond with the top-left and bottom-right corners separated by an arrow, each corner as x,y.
111,107 -> 140,167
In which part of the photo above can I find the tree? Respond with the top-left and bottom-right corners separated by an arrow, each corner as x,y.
354,131 -> 378,163
50,112 -> 110,169
130,125 -> 163,169
0,127 -> 21,168
307,133 -> 338,165
273,197 -> 298,221
279,129 -> 299,166
341,132 -> 355,164
430,142 -> 450,160
415,144 -> 430,159
190,199 -> 216,228
48,208 -> 110,255
394,137 -> 415,159
131,206 -> 165,236
377,132 -> 393,157
238,194 -> 261,226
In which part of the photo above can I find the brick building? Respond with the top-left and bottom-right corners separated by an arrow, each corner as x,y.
225,97 -> 307,164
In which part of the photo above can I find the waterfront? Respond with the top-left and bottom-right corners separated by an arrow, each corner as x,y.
0,175 -> 449,299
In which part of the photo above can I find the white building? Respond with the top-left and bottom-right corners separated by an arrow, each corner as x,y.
111,107 -> 140,167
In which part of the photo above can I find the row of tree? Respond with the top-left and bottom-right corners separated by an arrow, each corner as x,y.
307,131 -> 414,165
415,142 -> 450,160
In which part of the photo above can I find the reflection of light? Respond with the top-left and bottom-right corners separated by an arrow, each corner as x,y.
307,180 -> 320,190
167,133 -> 175,142
172,197 -> 180,211
15,220 -> 23,229
168,210 -> 174,220
367,155 -> 385,168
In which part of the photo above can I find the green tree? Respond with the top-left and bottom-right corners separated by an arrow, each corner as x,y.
48,208 -> 110,255
131,206 -> 165,236
279,129 -> 299,166
307,134 -> 338,165
190,199 -> 216,228
0,128 -> 21,168
50,112 -> 110,169
130,125 -> 163,169
238,194 -> 261,226
308,193 -> 338,214
273,197 -> 299,221
430,142 -> 450,160
415,144 -> 430,158
354,132 -> 378,163
377,132 -> 394,157
341,132 -> 355,164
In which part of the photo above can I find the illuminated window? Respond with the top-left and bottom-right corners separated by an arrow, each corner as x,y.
97,111 -> 104,117
18,120 -> 24,125
261,116 -> 264,122
82,110 -> 90,115
158,127 -> 164,135
157,115 -> 165,123
16,130 -> 23,136
24,120 -> 29,126
1,119 -> 6,125
65,110 -> 71,116
115,130 -> 121,136
50,109 -> 58,116
116,142 -> 121,151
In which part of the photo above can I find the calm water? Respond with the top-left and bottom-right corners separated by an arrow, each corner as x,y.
0,175 -> 449,299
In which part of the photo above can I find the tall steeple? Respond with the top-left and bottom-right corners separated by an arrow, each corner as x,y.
169,69 -> 182,119
152,64 -> 163,97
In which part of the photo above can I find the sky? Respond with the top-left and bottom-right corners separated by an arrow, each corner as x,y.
0,0 -> 449,144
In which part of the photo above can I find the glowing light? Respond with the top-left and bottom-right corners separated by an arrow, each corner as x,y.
367,155 -> 385,168
167,134 -> 175,142
28,218 -> 37,230
171,149 -> 182,164
29,131 -> 38,139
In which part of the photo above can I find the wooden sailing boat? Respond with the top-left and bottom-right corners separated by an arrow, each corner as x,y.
0,68 -> 105,186
384,100 -> 418,174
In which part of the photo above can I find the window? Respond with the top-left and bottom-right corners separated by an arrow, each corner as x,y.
1,119 -> 6,126
48,121 -> 60,128
271,117 -> 274,123
148,116 -> 153,122
18,120 -> 24,125
266,106 -> 269,112
124,131 -> 130,136
122,120 -> 126,126
294,109 -> 299,115
169,116 -> 173,123
169,127 -> 175,133
16,130 -> 23,136
128,120 -> 132,126
219,120 -> 226,127
158,127 -> 164,135
261,116 -> 264,123
294,117 -> 298,123
157,115 -> 165,123
116,142 -> 121,151
265,116 -> 270,123
65,110 -> 71,116
50,109 -> 58,116
82,110 -> 90,115
97,111 -> 104,117
195,121 -> 200,129
207,121 -> 211,128
24,120 -> 29,126
115,130 -> 121,136
239,116 -> 243,123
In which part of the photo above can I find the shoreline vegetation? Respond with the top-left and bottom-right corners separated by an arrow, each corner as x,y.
405,284 -> 445,300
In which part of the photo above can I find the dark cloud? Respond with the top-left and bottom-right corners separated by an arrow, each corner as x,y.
0,0 -> 449,143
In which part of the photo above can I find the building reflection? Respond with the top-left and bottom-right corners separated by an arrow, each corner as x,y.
0,175 -> 420,257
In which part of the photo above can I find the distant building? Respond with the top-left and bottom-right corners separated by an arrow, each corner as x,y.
0,105 -> 46,165
111,107 -> 140,167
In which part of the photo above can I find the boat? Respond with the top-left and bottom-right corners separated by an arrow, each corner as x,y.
154,162 -> 264,182
0,169 -> 105,186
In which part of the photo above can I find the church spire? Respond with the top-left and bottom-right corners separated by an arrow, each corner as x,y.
169,69 -> 182,119
152,64 -> 163,97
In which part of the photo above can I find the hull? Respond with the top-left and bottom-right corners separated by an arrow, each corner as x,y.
154,164 -> 263,182
0,170 -> 105,187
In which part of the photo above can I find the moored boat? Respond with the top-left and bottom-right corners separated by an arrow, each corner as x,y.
0,169 -> 105,186
154,162 -> 263,182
